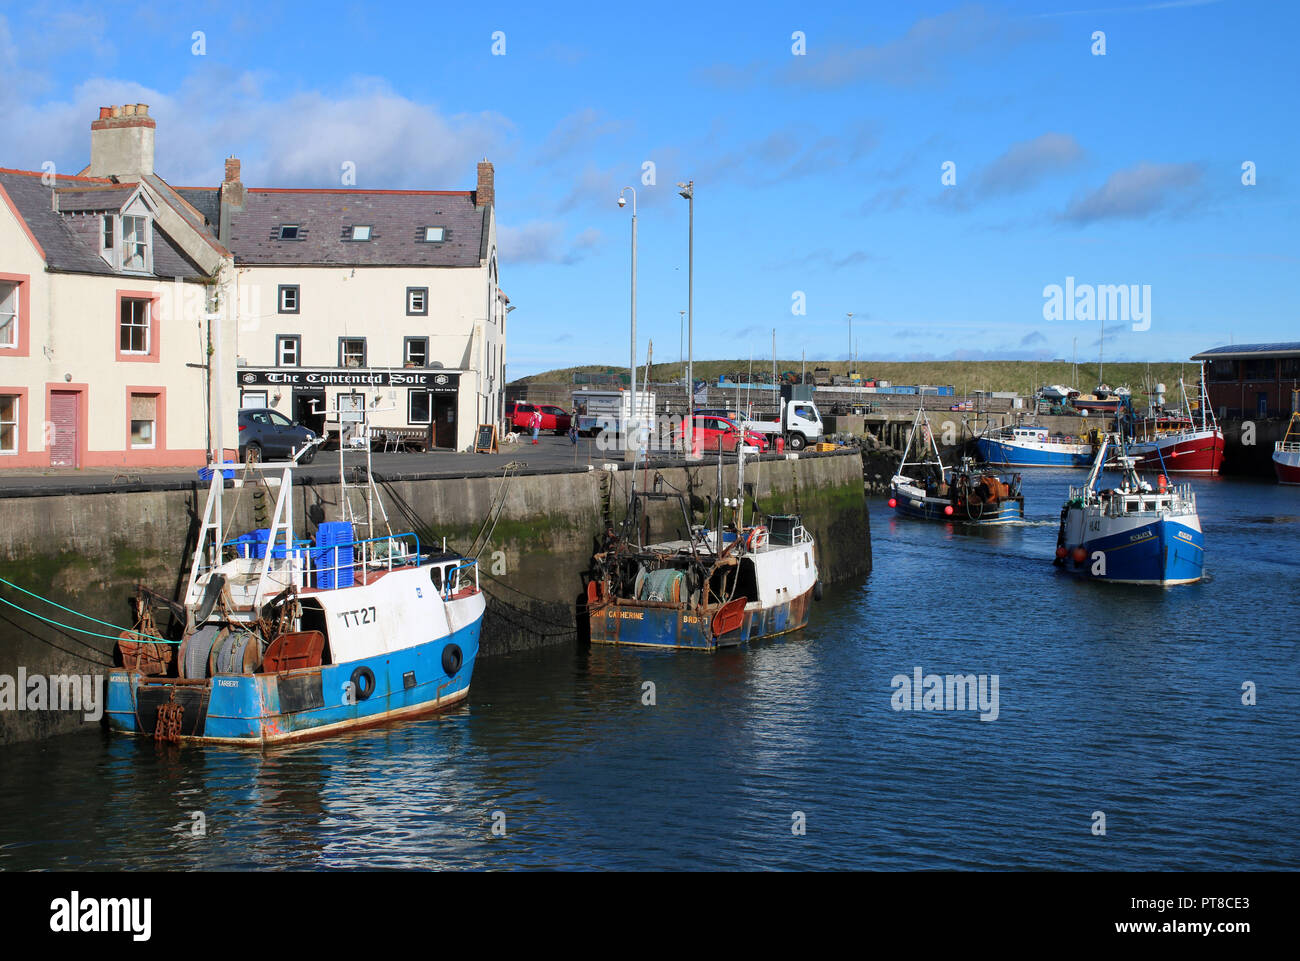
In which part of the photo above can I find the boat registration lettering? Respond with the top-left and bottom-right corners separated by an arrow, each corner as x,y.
338,606 -> 378,627
606,610 -> 644,620
216,678 -> 240,688
1129,531 -> 1153,543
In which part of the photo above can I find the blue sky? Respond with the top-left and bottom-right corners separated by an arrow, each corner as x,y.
1,0 -> 1295,377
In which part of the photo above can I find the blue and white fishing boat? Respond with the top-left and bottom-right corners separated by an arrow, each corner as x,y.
107,425 -> 484,746
586,445 -> 821,651
1053,434 -> 1204,586
977,424 -> 1098,468
890,408 -> 1025,524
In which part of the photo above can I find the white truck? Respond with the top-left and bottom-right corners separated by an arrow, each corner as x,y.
573,388 -> 657,439
743,398 -> 824,451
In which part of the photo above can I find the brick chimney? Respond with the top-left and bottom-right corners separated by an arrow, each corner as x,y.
218,155 -> 245,245
476,159 -> 494,208
88,104 -> 156,179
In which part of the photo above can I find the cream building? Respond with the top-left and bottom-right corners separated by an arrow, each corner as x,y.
0,104 -> 506,469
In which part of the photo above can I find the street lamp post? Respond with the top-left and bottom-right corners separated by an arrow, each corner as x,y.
618,187 -> 637,460
677,180 -> 694,460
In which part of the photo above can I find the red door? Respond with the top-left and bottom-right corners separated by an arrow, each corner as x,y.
49,391 -> 79,467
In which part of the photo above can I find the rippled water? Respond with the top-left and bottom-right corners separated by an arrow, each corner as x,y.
1,470 -> 1297,870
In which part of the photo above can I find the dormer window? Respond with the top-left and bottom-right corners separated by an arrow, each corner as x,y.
121,215 -> 151,272
102,215 -> 115,252
422,227 -> 445,242
279,225 -> 300,240
349,225 -> 372,241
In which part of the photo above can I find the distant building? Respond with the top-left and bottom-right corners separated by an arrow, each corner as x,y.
1191,343 -> 1300,419
0,103 -> 505,469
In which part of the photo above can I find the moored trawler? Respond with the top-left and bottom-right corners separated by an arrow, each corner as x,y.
1054,435 -> 1204,586
1273,392 -> 1300,485
586,448 -> 820,651
977,424 -> 1098,468
1122,365 -> 1225,475
106,433 -> 484,746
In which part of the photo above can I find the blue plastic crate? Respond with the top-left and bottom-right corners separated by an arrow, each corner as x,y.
198,462 -> 239,481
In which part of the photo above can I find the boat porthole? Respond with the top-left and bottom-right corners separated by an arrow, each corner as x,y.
350,666 -> 376,701
441,643 -> 463,677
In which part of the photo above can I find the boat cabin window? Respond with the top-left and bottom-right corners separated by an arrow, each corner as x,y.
430,566 -> 443,591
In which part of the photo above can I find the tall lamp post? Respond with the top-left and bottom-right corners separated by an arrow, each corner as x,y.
618,187 -> 637,460
677,180 -> 695,459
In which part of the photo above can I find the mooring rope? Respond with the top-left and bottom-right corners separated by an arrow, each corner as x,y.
0,575 -> 166,643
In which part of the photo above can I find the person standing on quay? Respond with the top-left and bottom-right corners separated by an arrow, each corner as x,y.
531,408 -> 542,444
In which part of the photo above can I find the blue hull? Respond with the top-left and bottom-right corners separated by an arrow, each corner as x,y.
589,587 -> 813,651
977,438 -> 1092,468
106,620 -> 480,745
1058,517 -> 1204,585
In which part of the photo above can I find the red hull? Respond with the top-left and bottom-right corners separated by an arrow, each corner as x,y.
1275,452 -> 1300,485
1131,429 -> 1224,474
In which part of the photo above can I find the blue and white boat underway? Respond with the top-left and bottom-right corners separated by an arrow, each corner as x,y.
890,408 -> 1025,524
107,438 -> 484,746
1053,435 -> 1204,586
977,425 -> 1098,468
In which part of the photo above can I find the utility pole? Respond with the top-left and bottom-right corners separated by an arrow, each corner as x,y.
678,181 -> 695,459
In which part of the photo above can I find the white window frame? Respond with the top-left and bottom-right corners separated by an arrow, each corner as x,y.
340,338 -> 366,368
277,335 -> 301,367
0,282 -> 16,349
101,215 -> 115,253
406,287 -> 428,315
0,394 -> 18,454
422,226 -> 445,242
278,286 -> 300,314
121,215 -> 151,272
350,225 -> 372,241
120,298 -> 151,355
240,390 -> 268,409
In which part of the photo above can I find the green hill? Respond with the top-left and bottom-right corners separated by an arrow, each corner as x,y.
514,359 -> 1202,398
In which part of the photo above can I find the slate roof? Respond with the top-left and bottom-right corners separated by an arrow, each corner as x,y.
56,185 -> 136,212
0,169 -> 207,280
1192,343 -> 1300,359
224,189 -> 489,267
172,186 -> 221,229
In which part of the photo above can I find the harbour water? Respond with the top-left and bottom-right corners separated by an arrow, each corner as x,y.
0,470 -> 1296,870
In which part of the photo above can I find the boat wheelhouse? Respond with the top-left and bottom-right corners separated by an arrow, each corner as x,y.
1054,435 -> 1204,586
106,427 -> 484,745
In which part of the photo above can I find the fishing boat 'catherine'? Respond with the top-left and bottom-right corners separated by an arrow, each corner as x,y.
585,446 -> 820,650
1054,435 -> 1204,586
106,425 -> 484,745
1274,393 -> 1300,485
891,407 -> 1025,523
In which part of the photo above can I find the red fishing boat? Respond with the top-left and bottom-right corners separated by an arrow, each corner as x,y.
1125,365 -> 1224,475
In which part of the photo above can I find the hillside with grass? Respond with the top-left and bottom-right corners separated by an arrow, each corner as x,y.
514,359 -> 1203,398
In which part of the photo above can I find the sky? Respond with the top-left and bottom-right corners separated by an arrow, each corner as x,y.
0,0 -> 1295,378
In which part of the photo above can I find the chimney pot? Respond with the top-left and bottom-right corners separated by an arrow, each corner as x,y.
99,107 -> 111,120
137,103 -> 148,115
111,105 -> 122,118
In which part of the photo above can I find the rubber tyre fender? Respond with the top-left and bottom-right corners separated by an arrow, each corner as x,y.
441,643 -> 463,677
813,580 -> 823,602
350,666 -> 376,701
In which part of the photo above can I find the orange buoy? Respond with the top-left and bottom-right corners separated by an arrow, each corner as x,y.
1055,546 -> 1067,559
1072,547 -> 1087,564
1157,474 -> 1168,492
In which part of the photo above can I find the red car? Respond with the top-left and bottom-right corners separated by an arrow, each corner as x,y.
508,401 -> 571,434
681,414 -> 768,455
